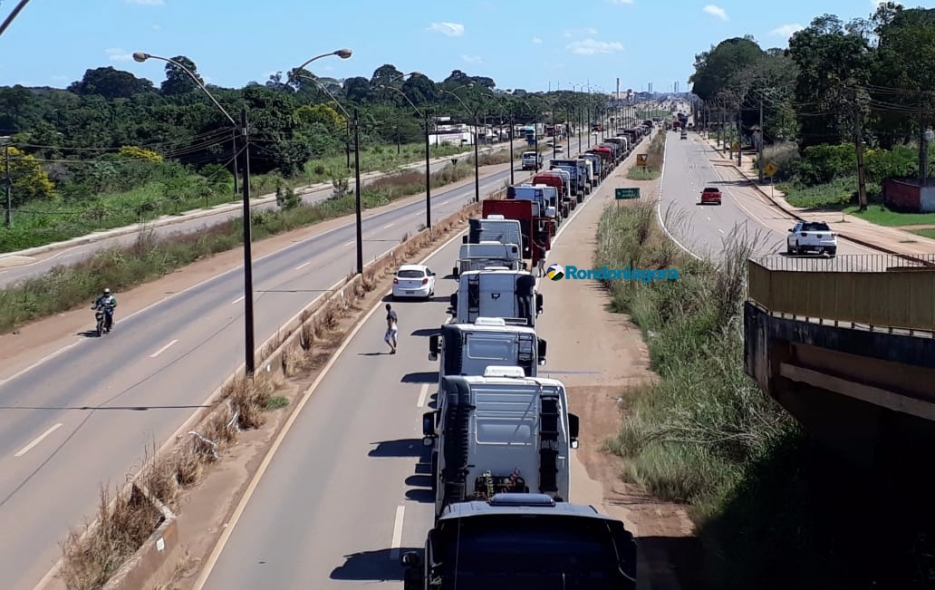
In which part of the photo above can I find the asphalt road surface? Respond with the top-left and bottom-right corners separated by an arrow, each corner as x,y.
0,147 -> 504,290
195,151 -> 604,590
0,142 -> 587,590
659,132 -> 879,266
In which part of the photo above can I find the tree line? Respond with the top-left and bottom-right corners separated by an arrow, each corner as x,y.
689,2 -> 935,208
0,60 -> 613,211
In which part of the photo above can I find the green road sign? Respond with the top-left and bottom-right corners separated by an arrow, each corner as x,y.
615,188 -> 640,200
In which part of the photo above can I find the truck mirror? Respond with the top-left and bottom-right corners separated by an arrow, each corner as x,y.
462,235 -> 468,244
422,411 -> 436,437
450,293 -> 457,310
429,335 -> 440,358
568,413 -> 580,443
452,266 -> 459,278
401,551 -> 421,568
422,436 -> 435,448
536,293 -> 544,315
537,338 -> 547,364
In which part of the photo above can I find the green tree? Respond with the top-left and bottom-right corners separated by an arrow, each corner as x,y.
295,104 -> 346,133
5,146 -> 56,206
160,56 -> 204,95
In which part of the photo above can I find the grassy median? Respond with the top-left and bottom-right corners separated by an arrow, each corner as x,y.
595,200 -> 935,588
627,131 -> 665,180
0,150 -> 514,333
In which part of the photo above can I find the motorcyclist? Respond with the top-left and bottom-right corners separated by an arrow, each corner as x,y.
92,288 -> 118,332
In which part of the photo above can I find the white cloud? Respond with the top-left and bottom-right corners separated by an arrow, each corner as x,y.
427,22 -> 465,36
607,0 -> 634,4
152,24 -> 161,31
703,4 -> 729,20
566,39 -> 623,55
462,55 -> 483,64
105,48 -> 132,61
564,27 -> 598,38
125,0 -> 164,5
532,37 -> 542,44
771,23 -> 803,37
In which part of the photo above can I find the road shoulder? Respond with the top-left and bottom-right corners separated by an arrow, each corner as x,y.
536,137 -> 696,590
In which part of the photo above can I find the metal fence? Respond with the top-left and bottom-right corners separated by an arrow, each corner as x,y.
753,253 -> 935,273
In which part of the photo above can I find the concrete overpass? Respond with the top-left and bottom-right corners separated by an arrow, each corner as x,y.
744,253 -> 935,473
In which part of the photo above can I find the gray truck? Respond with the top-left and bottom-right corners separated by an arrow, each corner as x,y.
400,493 -> 638,590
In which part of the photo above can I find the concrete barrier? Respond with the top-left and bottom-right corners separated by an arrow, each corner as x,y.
38,184 -> 507,590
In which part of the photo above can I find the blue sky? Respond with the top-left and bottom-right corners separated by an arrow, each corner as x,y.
2,0 -> 933,93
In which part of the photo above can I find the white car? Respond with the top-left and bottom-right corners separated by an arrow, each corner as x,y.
554,145 -> 564,153
786,221 -> 837,256
392,264 -> 437,300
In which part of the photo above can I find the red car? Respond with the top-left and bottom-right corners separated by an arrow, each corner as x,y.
700,186 -> 722,205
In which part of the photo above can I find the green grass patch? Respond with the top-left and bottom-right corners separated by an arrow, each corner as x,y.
0,142 -> 474,254
780,176 -> 935,226
910,228 -> 935,239
0,151 -> 513,334
626,131 -> 665,181
594,200 -> 935,588
265,396 -> 289,410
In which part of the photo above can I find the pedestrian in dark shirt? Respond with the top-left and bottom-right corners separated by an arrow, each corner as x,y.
535,240 -> 547,277
384,303 -> 398,354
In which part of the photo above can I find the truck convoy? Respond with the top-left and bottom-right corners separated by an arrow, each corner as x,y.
400,494 -> 638,590
401,125 -> 640,584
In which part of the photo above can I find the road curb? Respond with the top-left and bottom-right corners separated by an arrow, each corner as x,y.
0,146 -> 505,265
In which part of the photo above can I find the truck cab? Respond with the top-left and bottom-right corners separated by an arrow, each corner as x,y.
429,317 -> 546,382
448,269 -> 543,327
548,166 -> 580,206
579,153 -> 603,181
401,494 -> 638,590
422,371 -> 580,519
463,217 -> 523,249
521,150 -> 542,171
454,242 -> 523,277
531,172 -> 572,217
550,159 -> 590,199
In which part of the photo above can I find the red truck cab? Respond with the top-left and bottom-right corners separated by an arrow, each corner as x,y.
533,172 -> 572,218
700,186 -> 722,205
482,200 -> 553,263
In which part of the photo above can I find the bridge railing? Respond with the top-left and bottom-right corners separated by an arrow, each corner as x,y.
747,255 -> 935,334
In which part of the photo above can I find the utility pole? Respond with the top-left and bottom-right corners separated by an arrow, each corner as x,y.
616,77 -> 620,135
758,99 -> 764,183
231,130 -> 239,195
354,108 -> 364,271
239,108 -> 256,377
3,140 -> 11,227
737,106 -> 743,167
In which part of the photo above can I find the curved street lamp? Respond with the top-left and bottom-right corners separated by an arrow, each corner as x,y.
379,72 -> 437,228
478,88 -> 515,185
0,0 -> 34,39
439,84 -> 480,202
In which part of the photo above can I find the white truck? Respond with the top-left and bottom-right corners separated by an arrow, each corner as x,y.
521,150 -> 542,170
429,317 -> 546,383
448,269 -> 542,328
421,368 -> 580,519
454,242 -> 523,276
507,184 -> 559,221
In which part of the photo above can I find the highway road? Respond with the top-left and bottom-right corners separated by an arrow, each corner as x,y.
0,146 -> 507,290
0,142 -> 586,590
193,148 -> 606,590
659,132 -> 879,265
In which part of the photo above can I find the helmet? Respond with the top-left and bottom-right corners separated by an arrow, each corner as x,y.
103,288 -> 111,295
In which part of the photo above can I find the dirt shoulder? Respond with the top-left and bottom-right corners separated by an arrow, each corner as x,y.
0,161 -> 520,383
536,137 -> 697,590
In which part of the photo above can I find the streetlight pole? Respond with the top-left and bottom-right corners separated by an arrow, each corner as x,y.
380,74 -> 432,228
440,84 -> 480,202
0,0 -> 33,39
133,51 -> 261,375
354,109 -> 363,273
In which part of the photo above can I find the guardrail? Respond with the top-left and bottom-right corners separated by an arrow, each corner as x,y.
755,253 -> 935,272
748,256 -> 935,333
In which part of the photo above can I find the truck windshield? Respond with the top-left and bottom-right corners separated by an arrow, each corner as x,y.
435,514 -> 625,589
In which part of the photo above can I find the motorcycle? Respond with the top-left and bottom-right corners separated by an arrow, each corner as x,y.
93,307 -> 114,336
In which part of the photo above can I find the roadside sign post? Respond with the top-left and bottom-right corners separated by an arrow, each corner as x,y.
764,162 -> 779,199
637,153 -> 648,172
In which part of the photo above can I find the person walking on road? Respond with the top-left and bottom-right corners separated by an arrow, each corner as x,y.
534,240 -> 547,277
384,303 -> 399,354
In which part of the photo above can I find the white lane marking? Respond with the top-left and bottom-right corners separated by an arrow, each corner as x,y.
440,200 -> 450,206
149,339 -> 179,358
383,222 -> 395,229
718,228 -> 725,234
345,240 -> 355,247
0,342 -> 83,387
390,505 -> 406,561
231,295 -> 245,305
295,261 -> 311,270
707,216 -> 711,221
15,423 -> 63,457
417,384 -> 430,408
